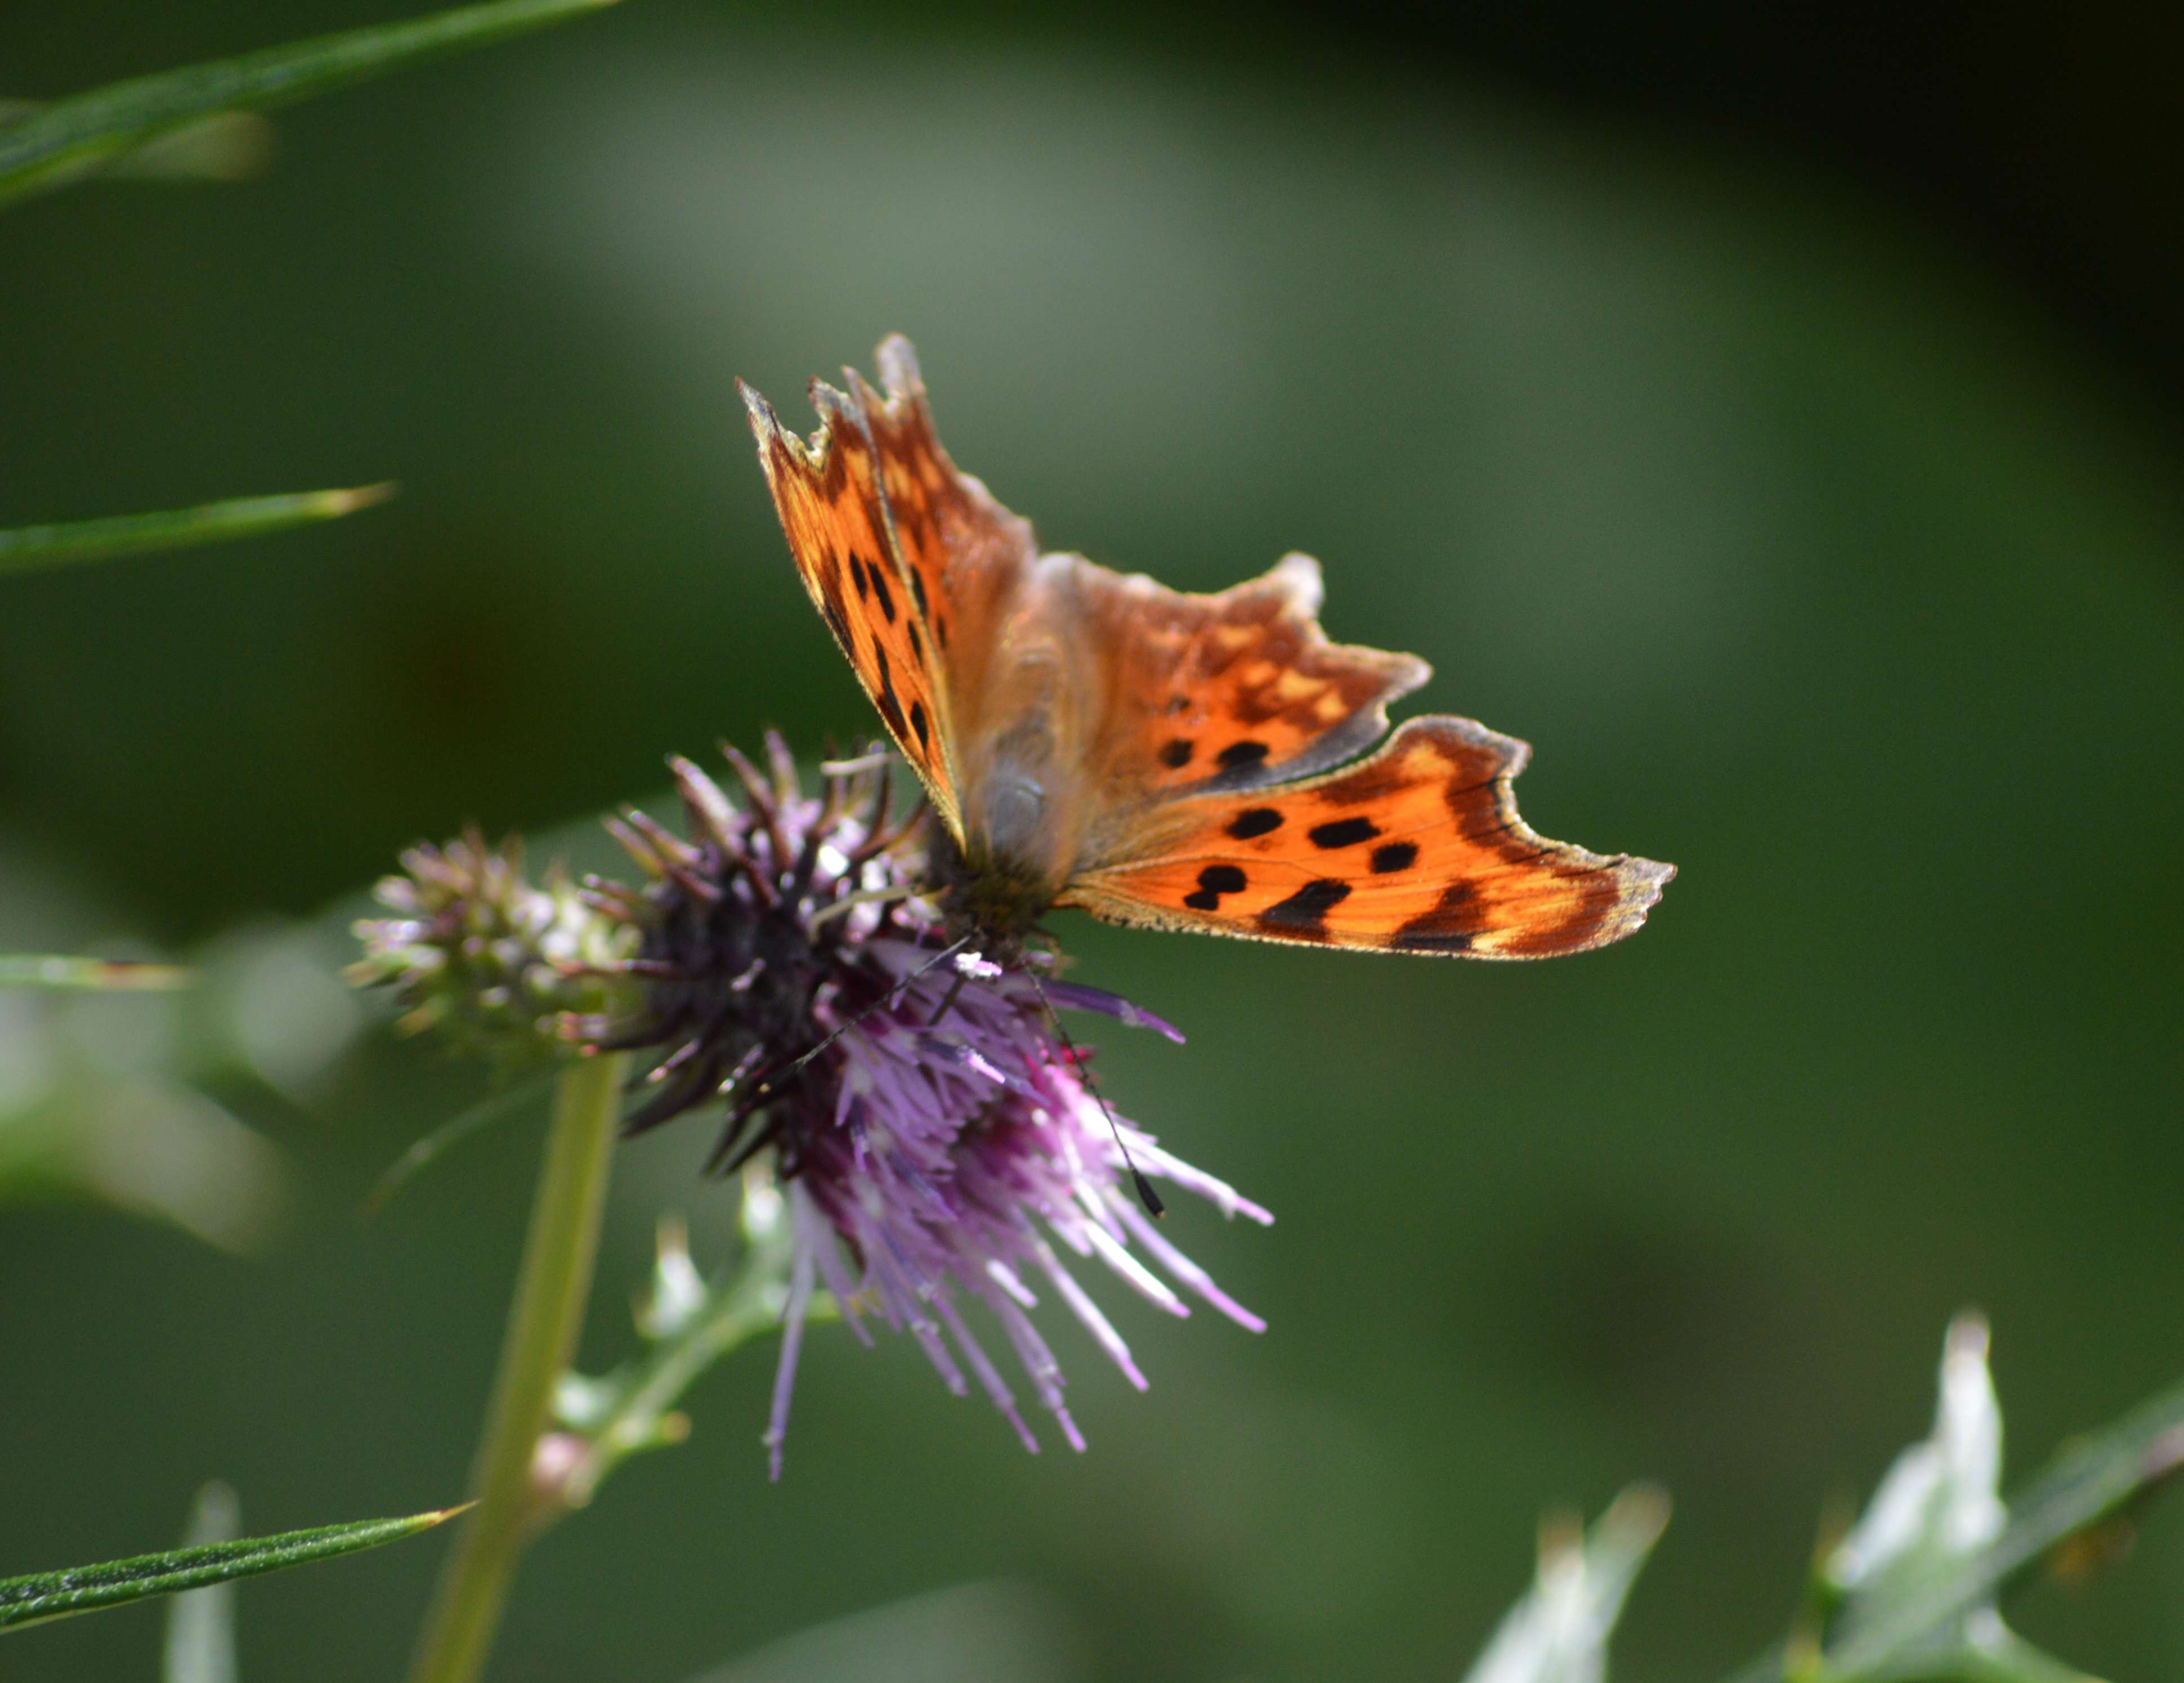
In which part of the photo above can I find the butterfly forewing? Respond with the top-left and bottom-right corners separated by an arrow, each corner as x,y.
741,374 -> 961,832
846,341 -> 1043,756
1061,717 -> 1674,958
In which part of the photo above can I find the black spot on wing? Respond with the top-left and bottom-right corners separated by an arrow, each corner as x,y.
1308,817 -> 1380,849
1227,807 -> 1282,840
907,623 -> 924,664
1217,740 -> 1269,770
1258,878 -> 1351,932
1182,863 -> 1247,912
848,553 -> 870,601
871,643 -> 907,740
868,563 -> 897,624
1391,880 -> 1483,952
910,569 -> 930,619
1158,739 -> 1194,769
909,700 -> 930,751
1371,841 -> 1418,874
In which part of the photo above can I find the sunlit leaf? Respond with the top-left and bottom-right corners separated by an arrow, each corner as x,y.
0,955 -> 193,990
0,1505 -> 464,1632
0,0 -> 621,205
1718,1322 -> 2184,1683
0,485 -> 392,577
1462,1485 -> 1670,1683
1817,1374 -> 2184,1675
1828,1314 -> 2008,1641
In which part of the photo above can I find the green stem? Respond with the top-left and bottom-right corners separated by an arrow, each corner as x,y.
406,1053 -> 626,1683
560,1207 -> 801,1509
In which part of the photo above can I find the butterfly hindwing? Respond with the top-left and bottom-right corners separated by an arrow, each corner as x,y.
741,372 -> 960,831
1061,717 -> 1674,958
1057,552 -> 1432,809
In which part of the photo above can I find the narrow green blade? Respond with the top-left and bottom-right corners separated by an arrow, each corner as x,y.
0,955 -> 194,990
0,1506 -> 465,1632
0,485 -> 392,576
0,0 -> 621,205
0,101 -> 272,183
162,1484 -> 240,1683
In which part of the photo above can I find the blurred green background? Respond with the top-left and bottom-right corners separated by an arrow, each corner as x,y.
3,3 -> 2182,1680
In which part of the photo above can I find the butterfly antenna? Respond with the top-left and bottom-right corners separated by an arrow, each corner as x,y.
754,934 -> 976,1098
1022,966 -> 1165,1219
927,962 -> 973,1026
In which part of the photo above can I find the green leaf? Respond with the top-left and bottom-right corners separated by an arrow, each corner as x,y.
0,0 -> 621,205
1717,1327 -> 2184,1683
0,954 -> 193,990
0,485 -> 393,577
1829,1630 -> 2104,1683
0,1505 -> 464,1632
0,101 -> 272,183
1827,1314 -> 2008,1644
163,1484 -> 239,1683
1462,1485 -> 1670,1683
1818,1379 -> 2184,1675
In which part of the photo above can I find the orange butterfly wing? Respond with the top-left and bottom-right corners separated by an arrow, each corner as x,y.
742,337 -> 1058,846
746,335 -> 1675,959
740,366 -> 965,832
804,342 -> 1431,809
1062,717 -> 1674,959
1062,550 -> 1430,801
849,338 -> 1034,735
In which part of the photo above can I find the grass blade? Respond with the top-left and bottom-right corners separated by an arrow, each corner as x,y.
0,0 -> 621,205
0,955 -> 194,990
0,485 -> 393,576
0,1505 -> 466,1633
0,101 -> 272,183
162,1484 -> 240,1683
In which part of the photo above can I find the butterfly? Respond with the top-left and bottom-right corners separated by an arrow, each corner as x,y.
738,335 -> 1673,963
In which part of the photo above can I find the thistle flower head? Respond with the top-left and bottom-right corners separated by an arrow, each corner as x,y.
348,829 -> 624,1066
597,738 -> 1270,1475
353,736 -> 1270,1474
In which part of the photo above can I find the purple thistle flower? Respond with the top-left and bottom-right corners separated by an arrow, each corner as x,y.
595,740 -> 1270,1476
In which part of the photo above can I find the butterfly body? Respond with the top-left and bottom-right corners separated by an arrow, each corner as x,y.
741,337 -> 1673,963
928,837 -> 1052,953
